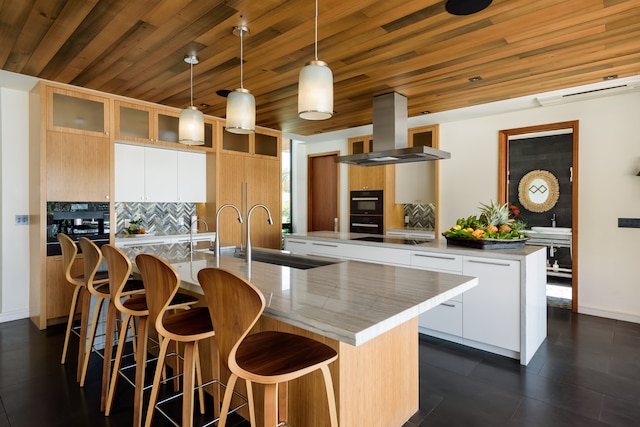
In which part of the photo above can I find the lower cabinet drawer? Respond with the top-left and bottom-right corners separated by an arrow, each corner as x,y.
419,300 -> 463,337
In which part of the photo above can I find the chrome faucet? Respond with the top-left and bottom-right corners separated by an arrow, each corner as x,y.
189,218 -> 209,252
215,204 -> 243,261
551,213 -> 556,228
246,204 -> 273,264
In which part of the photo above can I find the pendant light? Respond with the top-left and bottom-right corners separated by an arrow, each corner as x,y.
226,25 -> 255,134
179,54 -> 205,145
298,0 -> 333,120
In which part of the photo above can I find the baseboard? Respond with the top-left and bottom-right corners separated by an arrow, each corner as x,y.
578,305 -> 640,324
0,309 -> 30,324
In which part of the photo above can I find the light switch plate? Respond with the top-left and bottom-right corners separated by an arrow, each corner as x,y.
15,215 -> 29,225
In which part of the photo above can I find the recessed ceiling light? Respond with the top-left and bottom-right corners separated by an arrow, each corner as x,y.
200,103 -> 210,108
469,76 -> 483,83
421,110 -> 431,114
603,74 -> 618,81
446,0 -> 492,16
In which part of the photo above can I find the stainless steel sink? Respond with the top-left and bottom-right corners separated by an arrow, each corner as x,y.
529,227 -> 572,234
196,246 -> 340,270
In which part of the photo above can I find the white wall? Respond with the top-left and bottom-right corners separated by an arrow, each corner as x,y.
292,90 -> 640,324
0,87 -> 31,322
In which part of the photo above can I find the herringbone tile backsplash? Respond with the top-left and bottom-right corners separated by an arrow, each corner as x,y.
115,202 -> 195,235
404,203 -> 435,229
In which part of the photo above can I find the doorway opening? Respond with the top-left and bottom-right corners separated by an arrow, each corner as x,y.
307,152 -> 340,232
499,121 -> 579,312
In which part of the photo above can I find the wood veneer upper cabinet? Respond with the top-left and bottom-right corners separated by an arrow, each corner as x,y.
46,131 -> 111,201
46,86 -> 110,137
348,135 -> 385,191
114,100 -> 214,151
220,126 -> 281,158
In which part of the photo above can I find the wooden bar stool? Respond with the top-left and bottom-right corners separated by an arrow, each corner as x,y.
136,254 -> 219,427
101,244 -> 199,427
77,237 -> 144,387
198,267 -> 338,427
58,233 -> 111,382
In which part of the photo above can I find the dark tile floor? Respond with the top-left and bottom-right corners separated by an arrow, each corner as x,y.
1,307 -> 638,426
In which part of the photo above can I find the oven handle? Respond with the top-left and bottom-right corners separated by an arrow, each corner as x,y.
351,223 -> 379,228
351,197 -> 379,201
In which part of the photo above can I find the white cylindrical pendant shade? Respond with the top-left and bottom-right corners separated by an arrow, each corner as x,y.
179,106 -> 205,145
298,60 -> 333,120
226,88 -> 255,134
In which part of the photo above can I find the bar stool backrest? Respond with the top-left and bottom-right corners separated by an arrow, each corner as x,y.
58,233 -> 83,287
78,237 -> 103,294
135,254 -> 180,337
198,268 -> 266,370
101,244 -> 134,311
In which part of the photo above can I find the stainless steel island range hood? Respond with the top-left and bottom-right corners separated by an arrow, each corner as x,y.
337,92 -> 451,166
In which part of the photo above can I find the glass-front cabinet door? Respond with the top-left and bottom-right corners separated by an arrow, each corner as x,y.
115,101 -> 152,142
47,86 -> 110,137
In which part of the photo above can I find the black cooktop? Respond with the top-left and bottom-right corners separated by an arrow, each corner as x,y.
350,236 -> 433,246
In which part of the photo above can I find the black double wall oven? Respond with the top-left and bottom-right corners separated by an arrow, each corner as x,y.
350,190 -> 383,234
47,202 -> 110,256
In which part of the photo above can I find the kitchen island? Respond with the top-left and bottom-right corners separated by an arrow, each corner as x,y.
121,242 -> 478,427
284,231 -> 547,366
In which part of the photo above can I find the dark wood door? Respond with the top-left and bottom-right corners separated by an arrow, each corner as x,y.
308,153 -> 339,232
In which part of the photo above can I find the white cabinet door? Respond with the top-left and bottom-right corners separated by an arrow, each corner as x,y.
342,243 -> 411,266
410,251 -> 462,275
307,241 -> 343,257
420,300 -> 463,335
411,250 -> 463,334
284,239 -> 310,255
177,151 -> 206,202
115,144 -> 145,201
462,256 -> 521,352
144,147 -> 178,202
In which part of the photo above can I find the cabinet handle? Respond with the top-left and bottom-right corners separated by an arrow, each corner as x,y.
311,242 -> 338,248
351,223 -> 378,228
441,303 -> 456,308
413,253 -> 456,261
105,132 -> 109,136
287,240 -> 307,244
467,259 -> 511,267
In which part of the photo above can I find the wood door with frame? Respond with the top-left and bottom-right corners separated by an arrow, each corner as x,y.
308,152 -> 339,232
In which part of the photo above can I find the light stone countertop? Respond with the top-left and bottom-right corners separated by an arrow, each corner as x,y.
287,231 -> 546,261
121,242 -> 478,347
115,231 -> 216,243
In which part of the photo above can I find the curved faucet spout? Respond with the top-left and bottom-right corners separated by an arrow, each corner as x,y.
246,204 -> 273,264
215,204 -> 243,263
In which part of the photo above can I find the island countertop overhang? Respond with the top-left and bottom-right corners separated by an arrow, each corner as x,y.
121,243 -> 478,347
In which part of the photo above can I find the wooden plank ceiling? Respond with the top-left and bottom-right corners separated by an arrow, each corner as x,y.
1,0 -> 639,135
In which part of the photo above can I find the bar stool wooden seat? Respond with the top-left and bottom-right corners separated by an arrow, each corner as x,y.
58,233 -> 109,374
77,237 -> 144,387
101,245 -> 199,427
136,254 -> 219,427
198,267 -> 339,427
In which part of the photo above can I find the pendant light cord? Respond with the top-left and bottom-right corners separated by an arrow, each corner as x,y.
189,61 -> 194,106
314,0 -> 319,60
240,29 -> 245,89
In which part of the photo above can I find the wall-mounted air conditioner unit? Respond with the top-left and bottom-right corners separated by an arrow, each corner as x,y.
536,78 -> 640,106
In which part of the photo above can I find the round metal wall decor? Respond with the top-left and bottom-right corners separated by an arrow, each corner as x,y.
518,170 -> 559,213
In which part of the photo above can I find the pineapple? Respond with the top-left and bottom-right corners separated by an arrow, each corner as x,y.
479,201 -> 510,227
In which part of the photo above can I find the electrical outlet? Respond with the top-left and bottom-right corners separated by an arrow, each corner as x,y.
15,215 -> 29,225
178,217 -> 184,226
124,219 -> 131,228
